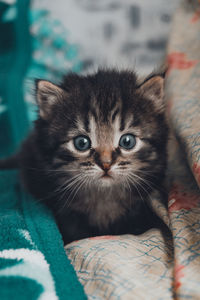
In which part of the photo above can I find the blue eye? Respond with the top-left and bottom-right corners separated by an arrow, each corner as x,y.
119,134 -> 136,150
74,136 -> 91,151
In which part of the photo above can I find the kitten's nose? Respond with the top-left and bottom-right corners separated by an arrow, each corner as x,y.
102,162 -> 111,171
100,150 -> 112,171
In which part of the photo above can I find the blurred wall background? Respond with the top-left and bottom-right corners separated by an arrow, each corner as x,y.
0,0 -> 182,126
32,0 -> 180,76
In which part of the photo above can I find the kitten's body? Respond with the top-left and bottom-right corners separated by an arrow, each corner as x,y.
0,70 -> 169,244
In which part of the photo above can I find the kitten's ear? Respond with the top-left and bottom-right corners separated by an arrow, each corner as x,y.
36,80 -> 66,119
137,75 -> 165,112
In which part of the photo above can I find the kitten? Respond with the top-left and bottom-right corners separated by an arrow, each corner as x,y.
0,69 -> 169,245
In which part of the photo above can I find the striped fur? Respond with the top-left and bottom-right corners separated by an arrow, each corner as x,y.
5,70 -> 169,244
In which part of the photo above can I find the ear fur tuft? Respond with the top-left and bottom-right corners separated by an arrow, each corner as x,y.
137,75 -> 165,112
36,80 -> 65,119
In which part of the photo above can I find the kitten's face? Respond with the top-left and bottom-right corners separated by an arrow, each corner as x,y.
60,112 -> 145,188
36,70 -> 168,196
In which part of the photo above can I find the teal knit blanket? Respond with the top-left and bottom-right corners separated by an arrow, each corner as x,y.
0,170 -> 86,300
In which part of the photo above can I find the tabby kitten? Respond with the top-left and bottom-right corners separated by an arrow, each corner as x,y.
0,69 -> 168,244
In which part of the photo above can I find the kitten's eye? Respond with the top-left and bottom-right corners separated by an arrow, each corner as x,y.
74,136 -> 91,151
119,134 -> 136,150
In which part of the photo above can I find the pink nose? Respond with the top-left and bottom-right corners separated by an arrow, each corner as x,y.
102,162 -> 111,170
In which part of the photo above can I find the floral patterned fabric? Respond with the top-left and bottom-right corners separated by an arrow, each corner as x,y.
65,1 -> 200,298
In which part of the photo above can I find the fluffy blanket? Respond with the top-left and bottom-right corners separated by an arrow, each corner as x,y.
0,171 -> 86,300
65,1 -> 200,299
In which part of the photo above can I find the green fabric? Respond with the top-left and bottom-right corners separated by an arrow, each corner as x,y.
0,1 -> 86,298
0,170 -> 86,300
0,0 -> 30,155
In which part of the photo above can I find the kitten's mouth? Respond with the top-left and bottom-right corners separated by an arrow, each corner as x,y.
101,174 -> 112,179
101,170 -> 112,178
100,173 -> 114,184
99,174 -> 113,186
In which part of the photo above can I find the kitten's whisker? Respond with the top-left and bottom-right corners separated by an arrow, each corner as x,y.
57,177 -> 83,213
136,172 -> 167,194
126,174 -> 145,204
124,177 -> 132,210
59,175 -> 88,212
128,174 -> 151,196
127,173 -> 156,210
130,172 -> 155,191
136,172 -> 159,181
62,175 -> 83,189
57,179 -> 81,197
47,169 -> 77,173
55,181 -> 81,206
135,169 -> 157,176
65,177 -> 88,210
127,175 -> 157,211
134,171 -> 166,193
54,174 -> 82,193
59,172 -> 85,188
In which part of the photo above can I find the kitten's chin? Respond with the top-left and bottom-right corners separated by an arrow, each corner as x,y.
98,175 -> 114,187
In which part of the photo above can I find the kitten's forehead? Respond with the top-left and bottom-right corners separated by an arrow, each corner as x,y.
90,94 -> 122,121
88,110 -> 135,149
